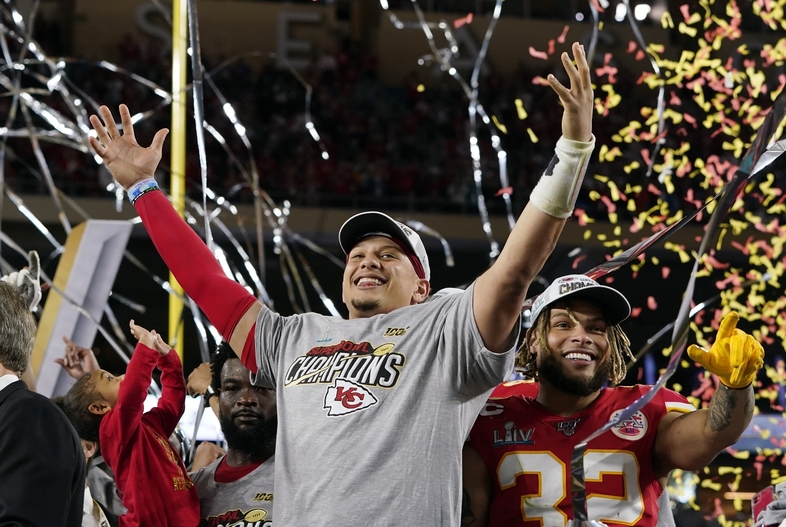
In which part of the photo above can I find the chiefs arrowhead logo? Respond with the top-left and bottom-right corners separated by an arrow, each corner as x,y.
324,379 -> 378,417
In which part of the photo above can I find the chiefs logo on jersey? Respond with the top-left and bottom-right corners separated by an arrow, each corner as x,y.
609,409 -> 648,441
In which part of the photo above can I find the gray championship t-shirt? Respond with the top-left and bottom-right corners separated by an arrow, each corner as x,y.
191,455 -> 274,527
253,284 -> 514,526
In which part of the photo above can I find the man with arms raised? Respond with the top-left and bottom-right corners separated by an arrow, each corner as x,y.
464,274 -> 763,527
90,42 -> 593,526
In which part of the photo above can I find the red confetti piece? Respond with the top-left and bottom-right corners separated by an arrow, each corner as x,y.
595,53 -> 618,83
730,240 -> 749,255
635,49 -> 645,61
626,41 -> 637,53
556,25 -> 570,44
528,47 -> 549,61
640,148 -> 651,166
495,186 -> 512,197
572,254 -> 587,269
679,4 -> 692,22
453,12 -> 473,29
631,307 -> 642,317
661,267 -> 670,279
600,195 -> 616,213
647,296 -> 657,310
589,0 -> 605,12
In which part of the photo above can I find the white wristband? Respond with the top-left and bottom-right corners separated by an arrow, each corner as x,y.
529,135 -> 595,219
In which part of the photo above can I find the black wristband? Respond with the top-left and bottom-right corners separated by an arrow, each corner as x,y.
204,385 -> 218,404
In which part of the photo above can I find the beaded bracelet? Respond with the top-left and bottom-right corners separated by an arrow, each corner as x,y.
127,178 -> 160,204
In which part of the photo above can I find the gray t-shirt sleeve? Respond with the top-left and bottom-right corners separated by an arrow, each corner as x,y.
253,307 -> 284,389
436,283 -> 517,398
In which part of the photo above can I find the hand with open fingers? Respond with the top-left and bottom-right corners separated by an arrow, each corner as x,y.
88,104 -> 169,190
55,335 -> 100,379
547,41 -> 593,143
687,311 -> 764,389
1,250 -> 42,311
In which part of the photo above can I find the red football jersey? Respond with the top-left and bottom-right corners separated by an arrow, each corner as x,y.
469,382 -> 694,527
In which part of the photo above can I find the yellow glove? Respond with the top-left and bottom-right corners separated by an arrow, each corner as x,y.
687,311 -> 764,389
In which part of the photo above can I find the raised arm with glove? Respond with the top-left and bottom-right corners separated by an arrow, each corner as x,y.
687,311 -> 764,389
651,310 -> 763,477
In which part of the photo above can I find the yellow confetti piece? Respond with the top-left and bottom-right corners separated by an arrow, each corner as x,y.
678,22 -> 698,37
491,115 -> 507,134
700,479 -> 722,490
514,99 -> 527,120
598,145 -> 622,163
661,11 -> 674,29
526,128 -> 538,143
416,84 -> 425,93
623,161 -> 640,174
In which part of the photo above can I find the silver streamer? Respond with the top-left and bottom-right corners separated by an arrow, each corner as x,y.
381,0 -> 514,260
404,219 -> 455,268
620,0 -> 666,178
270,52 -> 330,162
186,0 -> 214,251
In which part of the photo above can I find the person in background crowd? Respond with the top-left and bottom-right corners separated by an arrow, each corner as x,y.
187,342 -> 276,526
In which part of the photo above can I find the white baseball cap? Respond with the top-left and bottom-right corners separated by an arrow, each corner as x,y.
529,274 -> 631,325
339,211 -> 431,281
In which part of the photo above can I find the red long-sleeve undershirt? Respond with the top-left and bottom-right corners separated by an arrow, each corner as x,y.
134,189 -> 257,370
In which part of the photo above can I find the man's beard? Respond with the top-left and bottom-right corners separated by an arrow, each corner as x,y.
219,413 -> 277,455
537,350 -> 612,397
351,298 -> 380,313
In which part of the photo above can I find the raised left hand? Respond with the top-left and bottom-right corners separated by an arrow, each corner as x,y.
547,41 -> 593,143
687,311 -> 764,389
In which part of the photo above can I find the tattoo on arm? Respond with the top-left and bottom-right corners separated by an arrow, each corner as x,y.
707,384 -> 752,432
462,488 -> 476,527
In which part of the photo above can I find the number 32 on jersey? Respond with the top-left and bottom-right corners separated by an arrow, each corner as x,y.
498,450 -> 644,526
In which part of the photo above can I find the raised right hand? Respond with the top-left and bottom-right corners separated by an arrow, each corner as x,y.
55,335 -> 100,379
88,104 -> 169,190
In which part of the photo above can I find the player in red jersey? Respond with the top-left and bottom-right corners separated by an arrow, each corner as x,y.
463,274 -> 763,527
